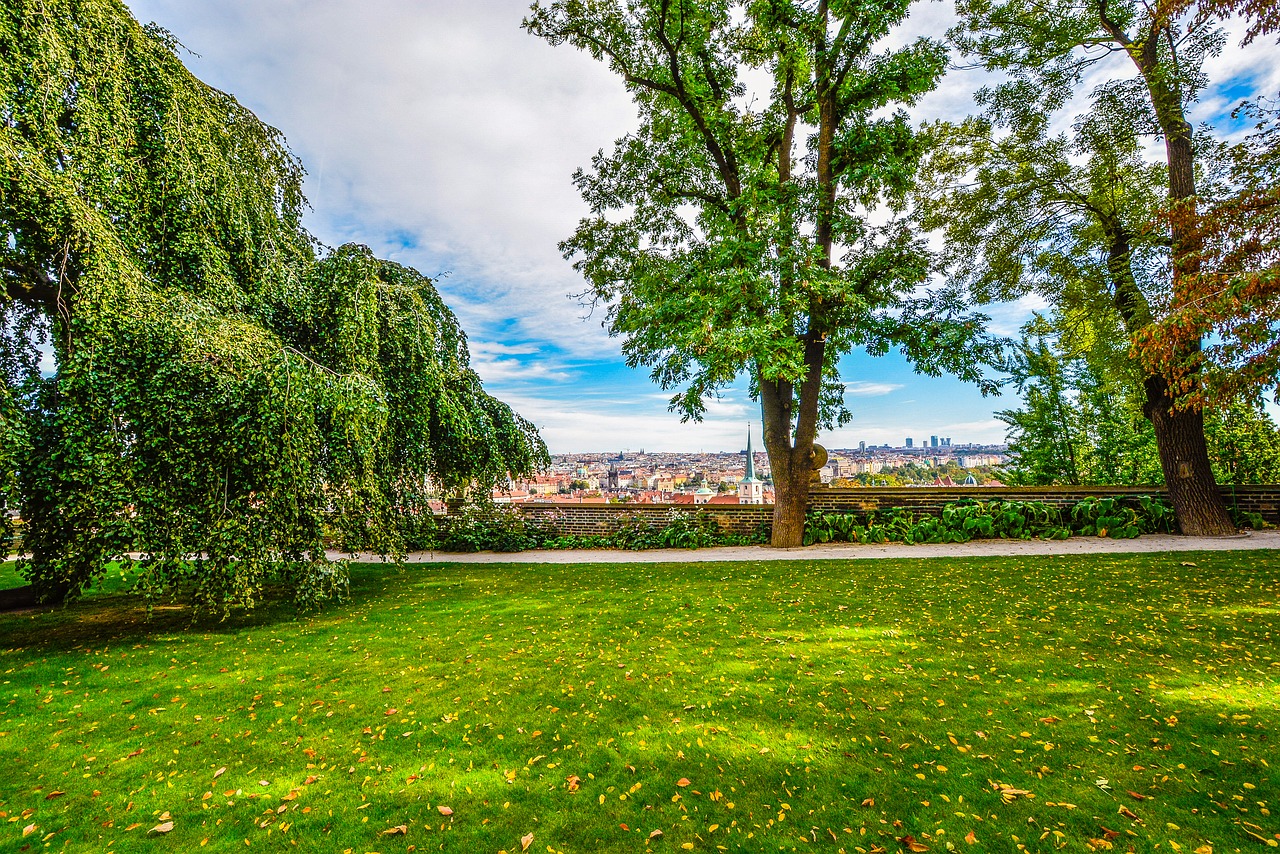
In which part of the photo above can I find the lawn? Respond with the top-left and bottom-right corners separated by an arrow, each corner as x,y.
0,552 -> 1277,853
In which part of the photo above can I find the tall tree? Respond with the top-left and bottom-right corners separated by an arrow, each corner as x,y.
945,1 -> 1260,534
1135,95 -> 1280,407
526,0 -> 1000,546
0,0 -> 546,610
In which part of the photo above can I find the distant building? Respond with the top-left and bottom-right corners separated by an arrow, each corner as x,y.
930,435 -> 938,448
738,427 -> 764,505
905,438 -> 913,448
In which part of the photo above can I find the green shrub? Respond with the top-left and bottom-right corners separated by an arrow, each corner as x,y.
803,496 -> 1172,545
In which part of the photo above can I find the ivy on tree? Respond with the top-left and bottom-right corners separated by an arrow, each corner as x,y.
0,0 -> 546,611
526,0 -> 1001,547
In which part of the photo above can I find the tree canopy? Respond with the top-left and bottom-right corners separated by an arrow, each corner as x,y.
526,0 -> 1001,546
0,0 -> 546,610
936,0 -> 1280,534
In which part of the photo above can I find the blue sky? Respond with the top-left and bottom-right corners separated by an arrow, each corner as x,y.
123,0 -> 1278,454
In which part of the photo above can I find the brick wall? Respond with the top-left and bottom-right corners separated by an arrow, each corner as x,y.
515,485 -> 1280,535
517,503 -> 772,537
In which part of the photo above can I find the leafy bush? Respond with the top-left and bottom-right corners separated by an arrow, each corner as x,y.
803,496 -> 1173,545
420,506 -> 767,553
1228,507 -> 1269,530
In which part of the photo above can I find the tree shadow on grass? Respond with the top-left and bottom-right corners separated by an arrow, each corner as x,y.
0,560 -> 411,653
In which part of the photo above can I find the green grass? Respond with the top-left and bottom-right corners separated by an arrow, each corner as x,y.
0,552 -> 1277,853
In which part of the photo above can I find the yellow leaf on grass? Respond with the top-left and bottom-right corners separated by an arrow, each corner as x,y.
521,831 -> 535,851
382,825 -> 408,836
149,821 -> 174,834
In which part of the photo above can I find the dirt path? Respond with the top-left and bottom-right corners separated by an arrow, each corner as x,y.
336,529 -> 1280,564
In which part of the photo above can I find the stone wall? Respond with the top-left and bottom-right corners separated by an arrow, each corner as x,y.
515,485 -> 1280,535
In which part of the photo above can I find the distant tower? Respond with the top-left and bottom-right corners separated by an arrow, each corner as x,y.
931,435 -> 939,448
858,440 -> 866,453
738,425 -> 764,505
905,437 -> 913,449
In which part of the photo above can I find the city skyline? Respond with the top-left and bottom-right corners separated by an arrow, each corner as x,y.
122,0 -> 1280,453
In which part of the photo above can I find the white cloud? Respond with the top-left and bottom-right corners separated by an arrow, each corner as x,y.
471,357 -> 573,385
498,394 -> 757,454
841,381 -> 904,397
121,0 -> 1275,453
470,341 -> 543,357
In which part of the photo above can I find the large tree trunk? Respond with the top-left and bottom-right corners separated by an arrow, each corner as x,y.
1133,35 -> 1236,536
759,333 -> 826,548
770,462 -> 810,548
1103,176 -> 1236,535
1143,373 -> 1236,535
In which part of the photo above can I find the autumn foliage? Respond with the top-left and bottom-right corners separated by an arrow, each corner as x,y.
1135,99 -> 1280,407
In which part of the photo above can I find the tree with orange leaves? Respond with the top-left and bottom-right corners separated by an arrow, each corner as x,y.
950,0 -> 1275,535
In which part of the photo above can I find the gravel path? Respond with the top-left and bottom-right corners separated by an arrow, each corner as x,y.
337,529 -> 1280,564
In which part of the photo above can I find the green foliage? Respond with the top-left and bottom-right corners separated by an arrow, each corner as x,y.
0,0 -> 546,611
420,506 -> 769,553
526,0 -> 1001,545
1204,397 -> 1280,485
1070,495 -> 1174,538
997,327 -> 1280,488
803,496 -> 1174,545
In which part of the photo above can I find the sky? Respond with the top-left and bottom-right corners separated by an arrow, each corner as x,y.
122,0 -> 1279,454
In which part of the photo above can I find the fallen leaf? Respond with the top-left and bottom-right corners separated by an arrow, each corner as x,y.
382,824 -> 408,836
44,791 -> 65,800
650,829 -> 664,839
965,831 -> 977,845
862,797 -> 875,807
899,834 -> 929,852
1039,716 -> 1061,724
126,748 -> 143,759
566,775 -> 581,792
521,832 -> 534,851
213,767 -> 226,779
438,805 -> 453,816
1127,791 -> 1147,801
149,821 -> 174,834
22,824 -> 35,837
677,778 -> 691,787
1118,806 -> 1140,821
385,708 -> 398,716
303,775 -> 319,785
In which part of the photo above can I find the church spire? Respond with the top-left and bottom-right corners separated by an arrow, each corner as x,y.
744,424 -> 757,482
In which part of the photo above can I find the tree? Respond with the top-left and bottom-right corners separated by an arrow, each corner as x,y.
526,0 -> 1001,546
1136,96 -> 1280,406
996,324 -> 1165,486
0,0 -> 546,610
938,2 -> 1264,534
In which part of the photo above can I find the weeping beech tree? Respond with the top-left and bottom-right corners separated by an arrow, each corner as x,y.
0,0 -> 546,610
